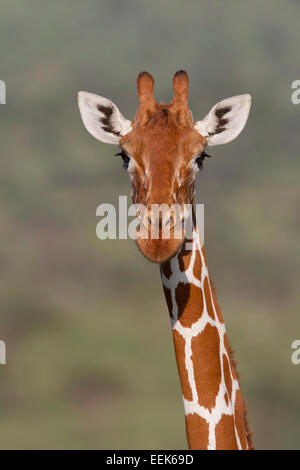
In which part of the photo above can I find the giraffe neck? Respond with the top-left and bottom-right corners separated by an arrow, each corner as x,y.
160,225 -> 251,450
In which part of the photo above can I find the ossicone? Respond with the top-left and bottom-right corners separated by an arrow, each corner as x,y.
137,71 -> 155,106
172,70 -> 189,109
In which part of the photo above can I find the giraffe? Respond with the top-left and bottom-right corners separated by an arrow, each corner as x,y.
78,70 -> 253,450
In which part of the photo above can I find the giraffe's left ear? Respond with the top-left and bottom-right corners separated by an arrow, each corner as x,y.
194,94 -> 251,146
78,91 -> 132,144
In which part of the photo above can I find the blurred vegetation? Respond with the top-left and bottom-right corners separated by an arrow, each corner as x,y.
0,0 -> 299,449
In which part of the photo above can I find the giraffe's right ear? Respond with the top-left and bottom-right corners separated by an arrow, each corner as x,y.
194,94 -> 251,146
78,92 -> 132,145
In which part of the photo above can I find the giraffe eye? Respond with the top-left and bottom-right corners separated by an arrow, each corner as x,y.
115,151 -> 130,170
196,155 -> 204,170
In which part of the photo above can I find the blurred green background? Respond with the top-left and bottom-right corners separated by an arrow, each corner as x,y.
0,0 -> 299,449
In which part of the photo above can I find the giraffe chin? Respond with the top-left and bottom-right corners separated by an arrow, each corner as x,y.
135,236 -> 184,264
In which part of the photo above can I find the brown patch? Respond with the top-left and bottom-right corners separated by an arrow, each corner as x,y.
161,260 -> 172,279
213,126 -> 226,135
176,282 -> 204,328
203,276 -> 215,320
162,285 -> 173,318
215,106 -> 231,118
192,248 -> 202,280
219,118 -> 229,126
185,413 -> 209,450
192,324 -> 221,410
224,392 -> 229,406
172,330 -> 193,401
222,354 -> 232,399
215,414 -> 238,450
97,104 -> 120,137
178,242 -> 193,272
175,282 -> 190,320
208,106 -> 232,137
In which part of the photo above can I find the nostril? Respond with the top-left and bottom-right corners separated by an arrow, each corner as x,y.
144,212 -> 177,229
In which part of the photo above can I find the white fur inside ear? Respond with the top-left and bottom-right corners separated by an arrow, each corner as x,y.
195,94 -> 251,146
78,91 -> 132,144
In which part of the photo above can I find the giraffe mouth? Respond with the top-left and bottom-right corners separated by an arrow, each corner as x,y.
135,235 -> 185,264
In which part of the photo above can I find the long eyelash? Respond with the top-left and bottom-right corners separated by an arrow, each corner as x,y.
114,151 -> 127,158
115,150 -> 130,170
202,151 -> 212,159
196,150 -> 212,170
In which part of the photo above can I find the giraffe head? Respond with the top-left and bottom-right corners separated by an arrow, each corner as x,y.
78,71 -> 251,263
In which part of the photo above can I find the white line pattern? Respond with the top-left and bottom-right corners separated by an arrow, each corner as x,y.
161,227 -> 248,450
